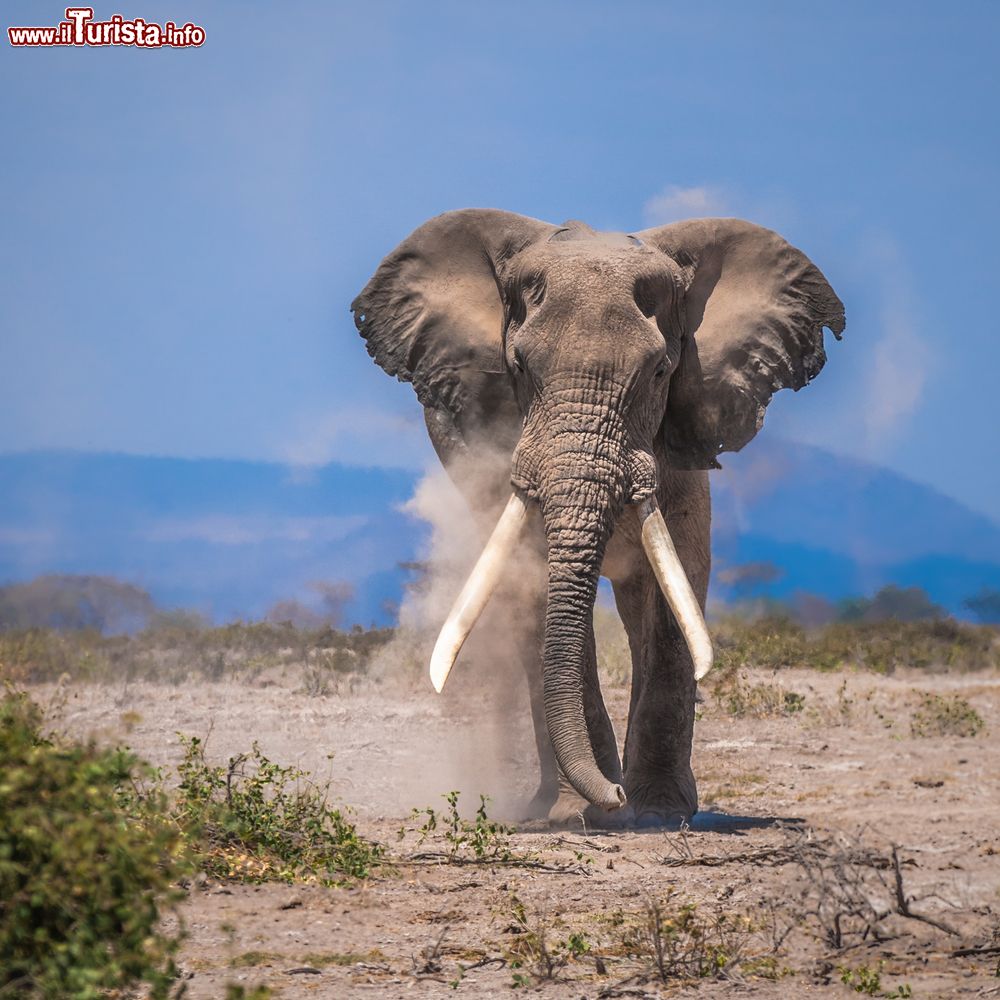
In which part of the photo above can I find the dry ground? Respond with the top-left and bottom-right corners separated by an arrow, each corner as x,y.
39,664 -> 1000,998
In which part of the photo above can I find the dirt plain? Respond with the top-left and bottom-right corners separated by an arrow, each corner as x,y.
39,658 -> 1000,999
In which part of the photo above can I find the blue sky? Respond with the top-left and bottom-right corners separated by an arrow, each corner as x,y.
3,1 -> 998,519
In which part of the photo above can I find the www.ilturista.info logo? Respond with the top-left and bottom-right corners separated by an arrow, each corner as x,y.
8,7 -> 205,47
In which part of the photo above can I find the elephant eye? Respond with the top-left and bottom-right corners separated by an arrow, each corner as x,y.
654,359 -> 668,379
506,301 -> 525,331
511,348 -> 525,373
523,273 -> 546,308
634,274 -> 670,319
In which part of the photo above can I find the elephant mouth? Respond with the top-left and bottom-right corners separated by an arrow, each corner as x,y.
427,490 -> 714,695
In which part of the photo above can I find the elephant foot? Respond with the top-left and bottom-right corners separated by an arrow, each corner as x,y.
547,790 -> 633,830
625,771 -> 697,829
633,809 -> 691,830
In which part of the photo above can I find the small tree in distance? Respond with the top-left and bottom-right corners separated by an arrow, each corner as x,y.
716,561 -> 784,598
838,584 -> 945,624
264,580 -> 354,629
963,586 -> 1000,624
0,575 -> 156,633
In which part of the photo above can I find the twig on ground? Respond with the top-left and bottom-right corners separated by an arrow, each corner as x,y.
413,925 -> 449,975
952,944 -> 1000,957
658,844 -> 796,868
400,852 -> 592,875
549,836 -> 621,854
890,844 -> 960,937
460,955 -> 507,971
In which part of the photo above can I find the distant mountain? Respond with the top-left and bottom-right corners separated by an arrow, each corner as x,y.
0,451 -> 419,625
711,437 -> 1000,610
1,443 -> 998,626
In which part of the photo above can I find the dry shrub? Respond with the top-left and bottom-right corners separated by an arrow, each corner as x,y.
653,825 -> 992,984
0,627 -> 113,684
910,693 -> 985,738
713,616 -> 1000,674
622,893 -> 758,981
710,669 -> 806,718
0,621 -> 394,686
505,895 -> 591,985
771,827 -> 968,953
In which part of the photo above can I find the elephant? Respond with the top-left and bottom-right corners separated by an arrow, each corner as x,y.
352,210 -> 844,827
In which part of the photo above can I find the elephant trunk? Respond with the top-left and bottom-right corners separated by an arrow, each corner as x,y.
538,453 -> 627,811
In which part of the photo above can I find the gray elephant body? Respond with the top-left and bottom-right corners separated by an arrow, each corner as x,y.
354,210 -> 844,826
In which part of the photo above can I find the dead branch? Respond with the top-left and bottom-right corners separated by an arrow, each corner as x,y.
952,944 -> 1000,957
890,845 -> 960,937
400,851 -> 592,875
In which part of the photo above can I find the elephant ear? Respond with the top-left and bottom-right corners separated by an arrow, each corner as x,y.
352,209 -> 557,428
636,218 -> 845,469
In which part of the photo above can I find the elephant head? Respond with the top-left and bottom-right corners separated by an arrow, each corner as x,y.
353,209 -> 844,811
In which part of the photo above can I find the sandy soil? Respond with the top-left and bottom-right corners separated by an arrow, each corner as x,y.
41,666 -> 1000,998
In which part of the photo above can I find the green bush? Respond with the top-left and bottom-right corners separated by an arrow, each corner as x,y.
0,689 -> 186,999
170,735 -> 383,885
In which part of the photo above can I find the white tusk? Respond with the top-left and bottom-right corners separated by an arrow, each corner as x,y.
429,492 -> 528,693
637,497 -> 714,681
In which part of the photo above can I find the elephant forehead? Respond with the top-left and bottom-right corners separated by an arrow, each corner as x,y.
513,240 -> 667,287
549,221 -> 642,248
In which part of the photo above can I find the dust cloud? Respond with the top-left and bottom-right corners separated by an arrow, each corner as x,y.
368,453 -> 549,820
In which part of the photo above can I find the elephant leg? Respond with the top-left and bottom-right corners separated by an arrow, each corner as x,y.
613,572 -> 697,825
613,472 -> 710,827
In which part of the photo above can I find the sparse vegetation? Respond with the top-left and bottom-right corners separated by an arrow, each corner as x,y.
505,895 -> 593,986
230,950 -> 280,968
223,985 -> 273,1000
910,692 -> 985,738
505,890 -> 783,987
0,619 -> 394,685
839,963 -> 912,997
168,734 -> 383,884
2,572 -> 997,996
711,614 -> 1000,675
406,791 -> 517,863
0,686 -> 391,994
1,600 -> 997,690
624,894 -> 755,982
714,670 -> 806,718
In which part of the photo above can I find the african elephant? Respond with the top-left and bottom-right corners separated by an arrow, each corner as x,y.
353,210 -> 844,827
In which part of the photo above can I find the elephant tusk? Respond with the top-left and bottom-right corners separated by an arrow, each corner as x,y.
428,492 -> 528,693
637,497 -> 714,681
